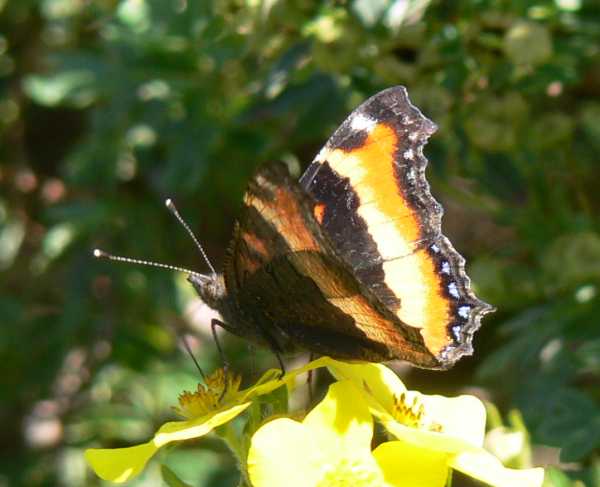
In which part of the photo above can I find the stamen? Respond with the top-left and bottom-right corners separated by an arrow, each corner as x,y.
392,392 -> 443,432
173,368 -> 242,418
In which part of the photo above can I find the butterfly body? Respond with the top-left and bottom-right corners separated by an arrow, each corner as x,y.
190,86 -> 493,369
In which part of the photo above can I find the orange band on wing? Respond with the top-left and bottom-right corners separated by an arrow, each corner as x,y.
249,185 -> 321,253
318,123 -> 452,355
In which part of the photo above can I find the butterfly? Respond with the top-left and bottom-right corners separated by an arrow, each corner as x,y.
188,86 -> 493,370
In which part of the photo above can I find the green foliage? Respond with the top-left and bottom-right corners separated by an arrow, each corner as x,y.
161,465 -> 194,487
1,0 -> 600,485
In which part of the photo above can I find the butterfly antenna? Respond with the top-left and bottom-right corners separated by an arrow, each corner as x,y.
179,332 -> 207,382
165,199 -> 217,276
92,249 -> 202,278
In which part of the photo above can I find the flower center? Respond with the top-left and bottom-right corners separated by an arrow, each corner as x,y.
317,459 -> 382,487
393,392 -> 442,432
174,368 -> 241,418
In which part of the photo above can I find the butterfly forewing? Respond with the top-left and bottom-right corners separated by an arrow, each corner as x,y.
300,86 -> 493,365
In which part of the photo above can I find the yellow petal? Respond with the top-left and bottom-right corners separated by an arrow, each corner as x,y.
376,412 -> 473,454
85,402 -> 251,483
328,360 -> 486,448
242,356 -> 334,401
248,380 -> 384,487
373,441 -> 449,487
248,418 -> 321,487
420,394 -> 486,447
451,449 -> 545,487
154,402 -> 251,444
84,442 -> 156,483
303,380 -> 373,458
485,427 -> 526,463
327,360 -> 406,413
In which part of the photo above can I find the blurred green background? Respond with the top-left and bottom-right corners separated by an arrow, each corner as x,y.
2,0 -> 600,485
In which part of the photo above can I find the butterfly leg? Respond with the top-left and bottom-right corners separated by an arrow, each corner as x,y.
306,352 -> 315,405
247,321 -> 287,377
211,318 -> 230,372
254,325 -> 286,377
273,349 -> 286,379
211,317 -> 286,378
211,318 -> 245,402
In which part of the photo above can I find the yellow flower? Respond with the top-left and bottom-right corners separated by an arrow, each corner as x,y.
247,380 -> 388,487
86,356 -> 545,487
328,360 -> 545,487
85,357 -> 334,483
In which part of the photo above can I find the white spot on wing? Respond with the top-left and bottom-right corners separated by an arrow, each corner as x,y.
314,146 -> 330,163
441,261 -> 450,274
403,148 -> 414,160
430,244 -> 440,253
448,282 -> 459,298
350,113 -> 377,132
458,305 -> 470,319
451,325 -> 462,341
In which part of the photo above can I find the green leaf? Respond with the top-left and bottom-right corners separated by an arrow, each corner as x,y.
531,387 -> 600,462
161,464 -> 193,487
544,467 -> 576,487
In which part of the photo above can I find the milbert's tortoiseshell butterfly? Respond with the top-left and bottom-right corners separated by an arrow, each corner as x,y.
97,86 -> 493,370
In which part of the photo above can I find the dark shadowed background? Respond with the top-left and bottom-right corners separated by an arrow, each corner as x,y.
1,0 -> 600,485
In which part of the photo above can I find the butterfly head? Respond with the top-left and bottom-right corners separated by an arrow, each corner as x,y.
188,272 -> 227,310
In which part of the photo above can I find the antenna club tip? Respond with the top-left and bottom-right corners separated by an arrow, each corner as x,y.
93,249 -> 106,258
165,198 -> 175,210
